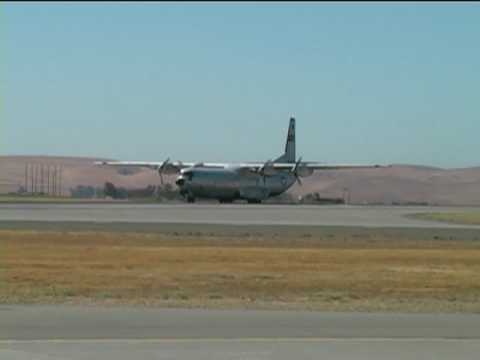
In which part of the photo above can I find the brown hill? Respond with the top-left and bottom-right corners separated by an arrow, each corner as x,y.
1,156 -> 480,205
0,156 -> 165,196
289,164 -> 480,206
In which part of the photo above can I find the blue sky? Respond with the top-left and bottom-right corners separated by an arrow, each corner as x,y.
2,3 -> 480,168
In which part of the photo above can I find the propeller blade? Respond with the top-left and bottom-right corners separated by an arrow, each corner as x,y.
158,157 -> 170,185
259,159 -> 272,186
162,157 -> 170,169
293,156 -> 303,173
296,175 -> 302,186
291,156 -> 303,186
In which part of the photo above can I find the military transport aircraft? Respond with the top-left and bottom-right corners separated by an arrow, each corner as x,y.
96,118 -> 389,203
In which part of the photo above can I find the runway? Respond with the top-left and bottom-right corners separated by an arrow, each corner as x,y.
1,203 -> 479,228
2,205 -> 479,359
1,306 -> 480,360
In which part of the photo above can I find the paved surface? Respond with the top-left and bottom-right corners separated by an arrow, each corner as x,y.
4,306 -> 480,340
1,203 -> 479,228
2,204 -> 479,359
3,339 -> 480,360
1,306 -> 480,359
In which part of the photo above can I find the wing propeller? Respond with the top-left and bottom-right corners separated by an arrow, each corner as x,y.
258,157 -> 305,186
259,159 -> 274,185
158,157 -> 170,185
292,156 -> 303,186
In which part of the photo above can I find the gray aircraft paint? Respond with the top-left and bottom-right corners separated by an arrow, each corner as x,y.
175,118 -> 298,202
96,117 -> 388,203
176,167 -> 297,202
274,117 -> 295,163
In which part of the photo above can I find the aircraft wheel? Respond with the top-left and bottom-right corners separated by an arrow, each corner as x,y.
247,199 -> 262,204
187,195 -> 195,203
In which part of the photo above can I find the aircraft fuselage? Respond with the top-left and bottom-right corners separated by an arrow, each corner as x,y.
175,167 -> 296,203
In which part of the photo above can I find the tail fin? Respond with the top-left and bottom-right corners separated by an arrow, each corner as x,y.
274,117 -> 296,163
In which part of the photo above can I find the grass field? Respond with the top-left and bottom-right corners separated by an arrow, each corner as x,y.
1,228 -> 480,312
0,195 -> 129,204
0,195 -> 92,203
409,212 -> 480,225
0,195 -> 169,204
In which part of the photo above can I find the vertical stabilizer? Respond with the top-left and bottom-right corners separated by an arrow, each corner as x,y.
275,117 -> 296,163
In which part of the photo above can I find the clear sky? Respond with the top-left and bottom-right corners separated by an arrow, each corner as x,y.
2,2 -> 479,168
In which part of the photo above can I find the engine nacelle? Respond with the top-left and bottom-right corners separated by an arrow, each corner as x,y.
159,163 -> 179,175
296,167 -> 313,178
261,162 -> 276,176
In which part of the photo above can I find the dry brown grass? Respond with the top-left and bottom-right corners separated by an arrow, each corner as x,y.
1,229 -> 480,312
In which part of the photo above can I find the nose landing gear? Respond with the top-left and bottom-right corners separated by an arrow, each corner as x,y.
179,188 -> 195,203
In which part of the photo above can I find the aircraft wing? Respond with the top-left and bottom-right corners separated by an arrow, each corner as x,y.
95,161 -> 168,170
94,160 -> 226,171
275,163 -> 390,170
234,162 -> 390,171
95,160 -> 390,174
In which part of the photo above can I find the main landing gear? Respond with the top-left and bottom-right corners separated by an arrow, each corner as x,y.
247,199 -> 262,204
219,199 -> 233,204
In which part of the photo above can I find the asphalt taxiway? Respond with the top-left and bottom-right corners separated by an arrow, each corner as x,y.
1,203 -> 479,228
1,306 -> 480,360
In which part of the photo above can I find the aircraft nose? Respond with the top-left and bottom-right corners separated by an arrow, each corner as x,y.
175,176 -> 185,187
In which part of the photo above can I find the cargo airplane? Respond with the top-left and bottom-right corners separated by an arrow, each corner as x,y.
96,117 -> 389,203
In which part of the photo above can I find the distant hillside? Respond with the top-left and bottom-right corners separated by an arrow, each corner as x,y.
288,164 -> 480,206
0,156 -> 165,196
1,156 -> 480,205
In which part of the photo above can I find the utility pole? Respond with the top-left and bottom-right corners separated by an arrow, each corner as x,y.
30,164 -> 34,194
32,164 -> 37,195
41,165 -> 44,194
49,165 -> 53,196
47,165 -> 50,196
36,165 -> 39,193
52,166 -> 55,196
35,164 -> 39,194
56,165 -> 59,197
53,165 -> 56,197
25,163 -> 28,194
58,165 -> 63,197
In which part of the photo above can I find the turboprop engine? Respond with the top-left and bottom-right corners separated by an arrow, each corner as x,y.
296,166 -> 313,178
290,157 -> 314,185
157,158 -> 181,184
